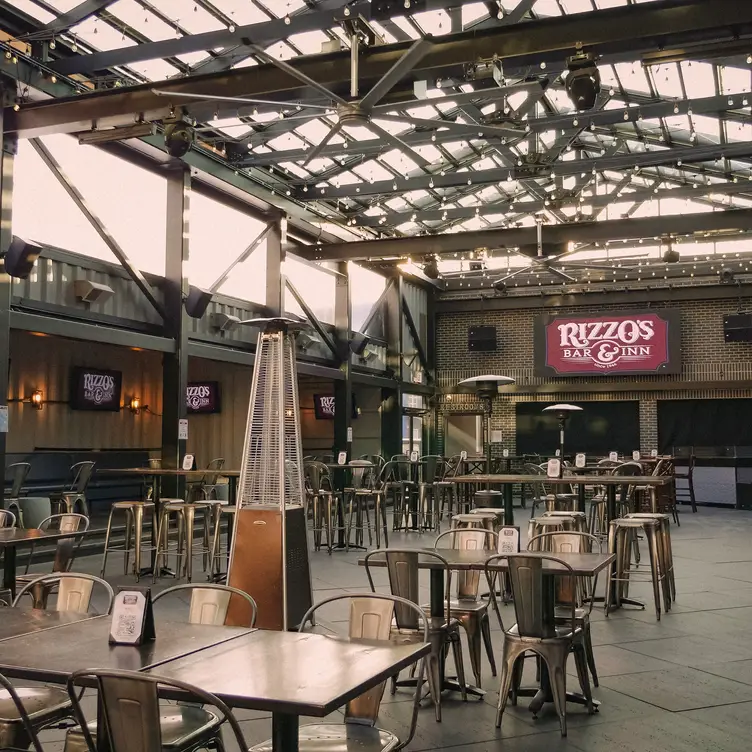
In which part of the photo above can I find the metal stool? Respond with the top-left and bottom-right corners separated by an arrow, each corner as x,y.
527,514 -> 580,542
100,501 -> 156,582
626,512 -> 676,603
470,508 -> 504,534
55,491 -> 89,517
605,517 -> 670,620
452,512 -> 497,533
542,510 -> 588,532
154,501 -> 213,583
210,505 -> 236,577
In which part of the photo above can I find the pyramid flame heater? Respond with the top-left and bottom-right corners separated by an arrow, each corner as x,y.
225,317 -> 313,630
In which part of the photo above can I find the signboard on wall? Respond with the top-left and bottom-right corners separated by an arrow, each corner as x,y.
70,367 -> 122,411
186,382 -> 221,414
313,394 -> 359,420
534,310 -> 681,377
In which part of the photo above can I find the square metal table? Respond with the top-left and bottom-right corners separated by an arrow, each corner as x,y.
0,527 -> 90,597
145,629 -> 431,752
0,608 -> 99,642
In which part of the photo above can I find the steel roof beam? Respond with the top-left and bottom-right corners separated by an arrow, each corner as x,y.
40,0 -> 118,33
299,141 -> 752,199
10,0 -> 752,138
303,208 -> 752,261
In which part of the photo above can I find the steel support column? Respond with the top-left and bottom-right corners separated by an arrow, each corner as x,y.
161,167 -> 191,497
333,262 -> 352,459
266,216 -> 284,316
0,90 -> 15,494
381,275 -> 403,460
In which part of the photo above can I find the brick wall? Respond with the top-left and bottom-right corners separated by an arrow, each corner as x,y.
435,297 -> 752,454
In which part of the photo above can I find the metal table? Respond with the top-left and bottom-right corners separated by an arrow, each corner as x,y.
360,548 -> 614,713
0,527 -> 90,598
146,629 -> 430,752
98,468 -> 240,576
0,608 -> 98,641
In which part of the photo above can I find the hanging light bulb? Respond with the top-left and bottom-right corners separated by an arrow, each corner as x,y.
404,0 -> 411,8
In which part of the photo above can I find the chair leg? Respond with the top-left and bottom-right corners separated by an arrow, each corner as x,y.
133,505 -> 145,582
462,615 -> 483,688
449,631 -> 468,702
496,643 -> 525,728
480,611 -> 497,678
123,510 -> 133,576
583,621 -> 598,687
689,479 -> 697,513
572,642 -> 594,714
426,649 -> 443,722
325,497 -> 333,555
646,527 -> 662,621
540,645 -> 569,737
185,507 -> 196,583
100,510 -> 115,577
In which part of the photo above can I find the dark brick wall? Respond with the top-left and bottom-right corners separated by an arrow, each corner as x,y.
435,297 -> 752,455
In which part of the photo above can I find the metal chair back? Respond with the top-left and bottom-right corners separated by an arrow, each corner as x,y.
359,455 -> 386,472
434,528 -> 497,600
420,455 -> 443,484
38,513 -> 90,573
390,455 -> 414,483
0,509 -> 15,528
613,461 -> 643,505
66,669 -> 249,752
485,553 -> 576,638
68,461 -> 95,493
0,673 -> 44,752
153,583 -> 257,627
364,548 -> 452,630
299,593 -> 428,737
674,453 -> 694,480
304,461 -> 331,494
6,462 -> 31,499
443,455 -> 462,479
13,572 -> 115,613
348,459 -> 374,490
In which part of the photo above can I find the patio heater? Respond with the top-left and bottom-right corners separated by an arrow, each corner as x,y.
226,317 -> 313,631
542,403 -> 583,476
456,375 -> 515,475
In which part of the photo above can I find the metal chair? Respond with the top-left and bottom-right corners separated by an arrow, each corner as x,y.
0,672 -> 46,752
674,453 -> 697,513
434,529 -> 498,688
390,456 -> 418,532
20,513 -> 90,578
527,531 -> 601,687
64,669 -> 249,752
435,455 -> 461,521
364,548 -> 467,722
343,460 -> 376,550
7,497 -> 51,529
524,464 -> 574,518
153,583 -> 257,627
4,462 -> 31,508
0,509 -> 15,528
251,593 -> 428,752
188,458 -> 226,502
50,461 -> 95,517
101,501 -> 156,581
304,460 -> 340,554
485,553 -> 594,737
13,572 -> 115,613
417,455 -> 444,531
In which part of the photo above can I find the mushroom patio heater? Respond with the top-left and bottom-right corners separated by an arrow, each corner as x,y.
542,403 -> 583,476
456,375 -> 515,475
226,317 -> 313,631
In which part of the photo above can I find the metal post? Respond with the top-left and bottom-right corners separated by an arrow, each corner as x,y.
161,166 -> 191,499
333,262 -> 352,459
0,90 -> 15,501
266,214 -> 284,316
381,275 -> 403,458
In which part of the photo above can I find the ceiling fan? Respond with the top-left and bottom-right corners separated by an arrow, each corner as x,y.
152,35 -> 524,167
490,221 -> 649,290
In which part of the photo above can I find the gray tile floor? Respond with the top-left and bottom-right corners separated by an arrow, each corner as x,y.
30,506 -> 752,751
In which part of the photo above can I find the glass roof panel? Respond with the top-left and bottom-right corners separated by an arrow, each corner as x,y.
652,64 -> 683,99
166,0 -> 225,34
680,61 -> 715,98
462,3 -> 490,25
71,18 -> 136,52
721,66 -> 752,94
207,0 -> 270,25
13,0 -> 57,22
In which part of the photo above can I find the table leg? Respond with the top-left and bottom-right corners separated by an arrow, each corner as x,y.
3,544 -> 16,599
272,712 -> 299,752
141,475 -> 175,579
577,483 -> 586,514
503,483 -> 514,526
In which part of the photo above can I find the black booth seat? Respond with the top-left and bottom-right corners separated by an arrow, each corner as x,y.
5,449 -> 152,516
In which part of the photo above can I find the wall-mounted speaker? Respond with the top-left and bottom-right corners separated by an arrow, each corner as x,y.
5,236 -> 42,279
184,286 -> 213,319
468,325 -> 497,352
724,313 -> 752,342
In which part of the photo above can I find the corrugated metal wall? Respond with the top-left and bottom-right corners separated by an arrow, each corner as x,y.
402,280 -> 428,383
8,330 -> 163,452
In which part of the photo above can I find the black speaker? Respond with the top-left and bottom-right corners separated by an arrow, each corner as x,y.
724,313 -> 752,343
184,286 -> 212,319
5,236 -> 42,279
349,331 -> 370,356
468,325 -> 497,352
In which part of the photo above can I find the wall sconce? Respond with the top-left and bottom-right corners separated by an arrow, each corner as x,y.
129,397 -> 141,414
30,390 -> 43,410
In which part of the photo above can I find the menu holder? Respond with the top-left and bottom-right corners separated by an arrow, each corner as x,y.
632,450 -> 641,461
575,453 -> 586,468
109,587 -> 156,646
651,449 -> 658,457
609,451 -> 618,462
502,448 -> 509,458
182,454 -> 195,471
547,458 -> 561,478
554,449 -> 561,457
337,451 -> 347,465
409,450 -> 418,462
460,450 -> 468,461
498,526 -> 520,554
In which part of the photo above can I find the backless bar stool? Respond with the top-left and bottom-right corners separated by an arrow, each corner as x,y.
451,512 -> 498,533
527,514 -> 582,542
154,500 -> 213,583
542,510 -> 589,532
625,512 -> 676,603
100,501 -> 156,582
605,517 -> 670,620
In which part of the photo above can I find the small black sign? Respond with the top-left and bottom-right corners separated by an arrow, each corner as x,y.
109,586 -> 156,645
186,381 -> 221,414
70,367 -> 122,411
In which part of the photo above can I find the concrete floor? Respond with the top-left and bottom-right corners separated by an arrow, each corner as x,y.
30,505 -> 752,752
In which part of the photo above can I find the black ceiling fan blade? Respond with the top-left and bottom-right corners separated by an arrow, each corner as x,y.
547,266 -> 578,282
359,37 -> 434,111
367,122 -> 430,167
303,121 -> 343,166
151,90 -> 333,111
374,113 -> 525,139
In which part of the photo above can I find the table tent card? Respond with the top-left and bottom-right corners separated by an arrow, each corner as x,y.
109,587 -> 156,646
182,454 -> 195,471
632,450 -> 641,461
609,451 -> 619,462
575,453 -> 586,468
547,458 -> 561,478
498,526 -> 521,554
337,451 -> 347,465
